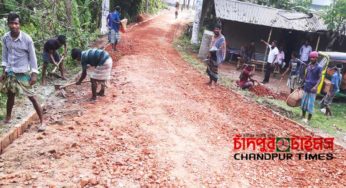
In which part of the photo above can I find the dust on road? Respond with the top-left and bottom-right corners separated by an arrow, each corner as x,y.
0,9 -> 345,187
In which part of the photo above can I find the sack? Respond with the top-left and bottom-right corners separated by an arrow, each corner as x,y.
342,73 -> 346,90
286,89 -> 304,107
323,79 -> 332,93
120,19 -> 128,33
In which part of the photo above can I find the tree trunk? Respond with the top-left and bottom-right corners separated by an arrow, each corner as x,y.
65,0 -> 72,25
187,0 -> 191,9
190,0 -> 203,44
100,0 -> 110,34
199,0 -> 213,33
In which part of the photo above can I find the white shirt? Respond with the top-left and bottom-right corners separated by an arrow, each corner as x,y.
299,45 -> 312,62
267,45 -> 279,63
2,31 -> 38,73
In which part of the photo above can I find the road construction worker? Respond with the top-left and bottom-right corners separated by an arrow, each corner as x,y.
71,48 -> 113,101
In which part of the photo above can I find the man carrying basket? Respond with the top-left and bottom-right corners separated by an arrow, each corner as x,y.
300,51 -> 322,123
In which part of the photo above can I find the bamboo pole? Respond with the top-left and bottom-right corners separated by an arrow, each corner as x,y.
315,35 -> 320,51
262,28 -> 273,72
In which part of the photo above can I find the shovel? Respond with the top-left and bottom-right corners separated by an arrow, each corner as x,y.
54,80 -> 90,98
54,80 -> 90,91
49,56 -> 65,79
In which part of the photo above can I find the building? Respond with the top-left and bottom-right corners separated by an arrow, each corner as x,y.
200,0 -> 335,63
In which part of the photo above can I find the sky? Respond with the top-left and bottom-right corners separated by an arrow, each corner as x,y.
311,0 -> 333,6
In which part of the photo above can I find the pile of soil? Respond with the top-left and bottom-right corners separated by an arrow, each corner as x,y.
249,85 -> 288,101
136,14 -> 148,23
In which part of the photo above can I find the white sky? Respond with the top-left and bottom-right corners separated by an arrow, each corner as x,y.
311,0 -> 333,6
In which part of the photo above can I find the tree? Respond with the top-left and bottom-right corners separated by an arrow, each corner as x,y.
190,0 -> 203,44
323,0 -> 346,50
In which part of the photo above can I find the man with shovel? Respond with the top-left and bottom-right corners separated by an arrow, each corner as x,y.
0,13 -> 44,131
71,48 -> 113,101
41,35 -> 67,85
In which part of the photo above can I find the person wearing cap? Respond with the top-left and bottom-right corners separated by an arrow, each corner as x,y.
320,66 -> 341,116
260,39 -> 279,84
107,6 -> 121,51
300,51 -> 322,123
207,25 -> 226,86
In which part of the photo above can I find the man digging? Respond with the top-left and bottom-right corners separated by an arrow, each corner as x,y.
0,13 -> 44,131
71,48 -> 113,101
41,35 -> 67,85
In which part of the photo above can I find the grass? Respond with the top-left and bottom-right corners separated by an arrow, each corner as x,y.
174,33 -> 346,138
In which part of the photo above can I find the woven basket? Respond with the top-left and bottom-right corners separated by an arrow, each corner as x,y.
286,89 -> 304,107
323,79 -> 332,93
120,19 -> 128,33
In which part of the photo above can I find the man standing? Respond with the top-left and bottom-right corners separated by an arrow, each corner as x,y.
71,48 -> 113,101
108,6 -> 121,51
299,40 -> 312,64
175,1 -> 180,19
320,66 -> 341,116
0,13 -> 44,130
261,40 -> 279,84
244,41 -> 256,64
300,51 -> 322,123
298,40 -> 312,84
281,52 -> 302,93
41,35 -> 67,85
208,25 -> 226,86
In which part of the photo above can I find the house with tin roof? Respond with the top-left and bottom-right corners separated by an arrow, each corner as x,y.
200,0 -> 341,63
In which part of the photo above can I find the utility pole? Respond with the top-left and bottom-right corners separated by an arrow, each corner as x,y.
190,0 -> 203,44
146,0 -> 149,13
100,0 -> 110,34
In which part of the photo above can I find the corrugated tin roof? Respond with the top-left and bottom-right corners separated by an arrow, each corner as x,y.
214,0 -> 327,32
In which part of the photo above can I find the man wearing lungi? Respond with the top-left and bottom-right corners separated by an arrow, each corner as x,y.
281,52 -> 302,93
300,51 -> 322,123
108,6 -> 121,51
41,35 -> 67,85
0,13 -> 44,130
71,48 -> 113,101
207,25 -> 226,86
320,66 -> 341,116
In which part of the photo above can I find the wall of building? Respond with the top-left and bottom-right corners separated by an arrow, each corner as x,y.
221,20 -> 330,62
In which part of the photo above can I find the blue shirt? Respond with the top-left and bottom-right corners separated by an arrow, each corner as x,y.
303,63 -> 322,93
331,72 -> 340,94
289,58 -> 301,76
81,49 -> 110,71
110,11 -> 121,32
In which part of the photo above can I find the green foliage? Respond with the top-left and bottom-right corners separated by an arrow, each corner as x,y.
111,0 -> 165,22
0,0 -> 103,120
247,0 -> 312,12
323,0 -> 346,31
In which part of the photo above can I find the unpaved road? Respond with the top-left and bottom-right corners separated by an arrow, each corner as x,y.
0,10 -> 345,187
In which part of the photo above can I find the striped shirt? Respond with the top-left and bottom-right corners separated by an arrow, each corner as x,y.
1,31 -> 38,73
81,49 -> 110,70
